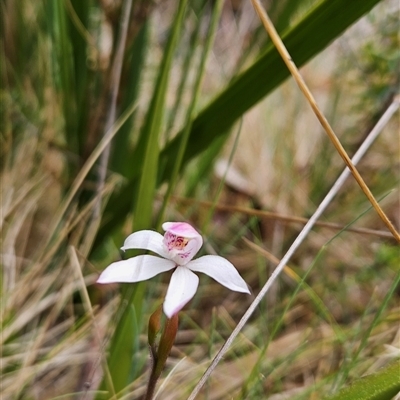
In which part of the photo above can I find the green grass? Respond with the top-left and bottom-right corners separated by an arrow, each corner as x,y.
1,0 -> 399,399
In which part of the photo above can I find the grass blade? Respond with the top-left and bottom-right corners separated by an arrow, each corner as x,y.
46,0 -> 78,153
323,360 -> 400,400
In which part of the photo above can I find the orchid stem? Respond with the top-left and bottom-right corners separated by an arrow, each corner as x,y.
144,351 -> 161,400
144,313 -> 179,400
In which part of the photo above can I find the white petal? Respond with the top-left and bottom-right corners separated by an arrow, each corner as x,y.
121,230 -> 169,258
97,255 -> 175,283
187,255 -> 250,294
163,266 -> 199,318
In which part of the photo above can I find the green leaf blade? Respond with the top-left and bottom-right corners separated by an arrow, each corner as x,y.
324,361 -> 400,400
160,0 -> 382,181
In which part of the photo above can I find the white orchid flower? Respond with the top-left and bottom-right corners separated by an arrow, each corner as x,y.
97,222 -> 250,318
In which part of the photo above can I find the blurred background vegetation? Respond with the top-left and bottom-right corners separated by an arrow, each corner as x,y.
1,0 -> 399,399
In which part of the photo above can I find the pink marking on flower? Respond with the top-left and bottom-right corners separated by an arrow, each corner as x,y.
164,231 -> 189,252
162,222 -> 203,265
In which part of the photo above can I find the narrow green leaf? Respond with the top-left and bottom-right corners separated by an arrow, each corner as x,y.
66,0 -> 91,156
324,361 -> 400,400
133,0 -> 187,231
269,0 -> 314,33
104,302 -> 139,397
235,0 -> 312,73
46,0 -> 78,152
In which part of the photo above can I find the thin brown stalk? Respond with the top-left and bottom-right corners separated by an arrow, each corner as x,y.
170,196 -> 393,239
251,0 -> 400,243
